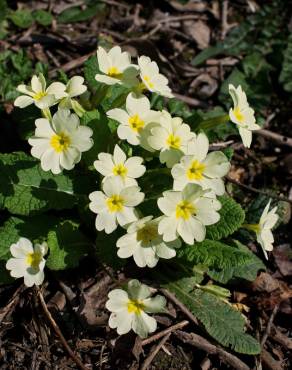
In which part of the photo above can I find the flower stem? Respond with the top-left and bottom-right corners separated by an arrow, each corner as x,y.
241,223 -> 260,233
91,85 -> 109,107
197,113 -> 230,131
41,108 -> 52,121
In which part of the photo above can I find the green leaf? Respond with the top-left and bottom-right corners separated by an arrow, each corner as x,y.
33,10 -> 53,26
84,55 -> 100,91
176,239 -> 252,271
0,261 -> 14,285
192,45 -> 224,66
206,196 -> 245,240
95,230 -> 125,270
279,33 -> 292,92
9,9 -> 34,29
0,0 -> 7,23
0,152 -> 95,216
46,221 -> 91,270
57,3 -> 105,23
0,215 -> 58,261
0,50 -> 33,102
81,110 -> 111,166
167,284 -> 260,354
207,240 -> 265,283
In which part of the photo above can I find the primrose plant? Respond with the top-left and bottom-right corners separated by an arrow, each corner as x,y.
3,45 -> 280,350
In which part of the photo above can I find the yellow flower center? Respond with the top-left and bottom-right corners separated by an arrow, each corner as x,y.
106,195 -> 124,212
107,66 -> 122,78
26,252 -> 42,269
166,134 -> 181,149
128,114 -> 145,133
113,163 -> 128,178
50,132 -> 71,153
143,75 -> 154,89
187,160 -> 206,180
176,200 -> 196,220
137,224 -> 158,244
233,107 -> 244,123
127,299 -> 145,314
33,91 -> 47,101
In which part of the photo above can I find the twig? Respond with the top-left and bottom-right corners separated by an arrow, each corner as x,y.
0,285 -> 25,323
49,51 -> 95,77
140,333 -> 171,370
226,176 -> 292,205
260,349 -> 283,370
221,1 -> 228,40
270,325 -> 292,349
209,140 -> 234,150
150,14 -> 203,27
173,92 -> 207,108
141,320 -> 189,346
161,289 -> 199,325
141,24 -> 162,40
255,129 -> 292,147
100,0 -> 130,9
37,288 -> 88,370
175,331 -> 250,370
260,304 -> 279,347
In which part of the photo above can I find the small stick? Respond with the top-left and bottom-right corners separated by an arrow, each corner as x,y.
37,289 -> 88,370
226,176 -> 292,205
173,92 -> 206,108
255,129 -> 292,148
261,349 -> 282,370
260,304 -> 279,347
175,331 -> 250,370
150,14 -> 202,26
141,320 -> 189,346
221,0 -> 228,40
270,325 -> 292,349
140,333 -> 171,370
161,289 -> 199,325
49,51 -> 95,77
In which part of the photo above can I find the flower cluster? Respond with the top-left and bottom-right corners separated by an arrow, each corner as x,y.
7,45 -> 278,339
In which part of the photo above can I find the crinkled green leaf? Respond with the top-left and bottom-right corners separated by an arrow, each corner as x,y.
95,230 -> 125,270
81,110 -> 111,166
46,221 -> 91,270
0,215 -> 58,261
57,3 -> 105,23
207,241 -> 265,283
84,55 -> 100,91
33,10 -> 53,26
176,239 -> 251,270
0,152 -> 95,216
206,196 -> 245,240
0,0 -> 7,23
9,9 -> 33,28
279,33 -> 292,92
163,278 -> 260,354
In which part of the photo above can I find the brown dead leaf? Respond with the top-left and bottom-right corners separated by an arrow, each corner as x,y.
182,20 -> 210,49
3,102 -> 13,114
251,272 -> 292,310
77,275 -> 111,329
273,244 -> 292,276
47,291 -> 66,312
132,336 -> 143,361
252,272 -> 281,293
228,165 -> 245,182
190,73 -> 217,98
